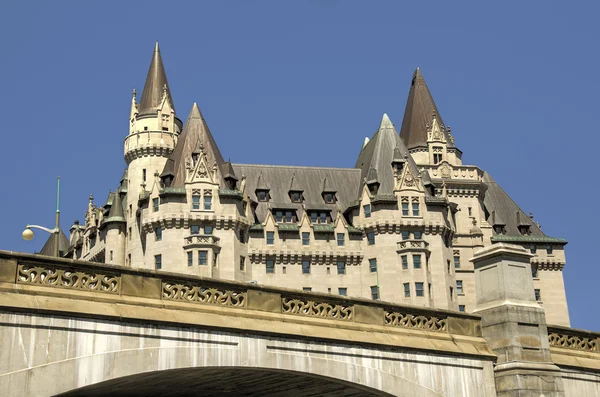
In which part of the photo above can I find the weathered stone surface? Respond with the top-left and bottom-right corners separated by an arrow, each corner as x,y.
121,273 -> 162,298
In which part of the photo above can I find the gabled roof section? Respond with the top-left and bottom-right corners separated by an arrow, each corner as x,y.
355,113 -> 419,195
138,42 -> 175,115
289,174 -> 303,192
161,103 -> 225,188
322,177 -> 336,193
39,229 -> 69,257
483,172 -> 546,237
399,68 -> 455,150
221,160 -> 237,181
256,174 -> 270,191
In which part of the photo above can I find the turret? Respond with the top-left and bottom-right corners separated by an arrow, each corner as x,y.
124,42 -> 181,267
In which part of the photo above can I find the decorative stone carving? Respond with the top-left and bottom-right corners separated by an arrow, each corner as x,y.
162,282 -> 246,307
384,311 -> 447,332
282,297 -> 353,320
17,264 -> 119,294
440,164 -> 452,179
548,332 -> 598,352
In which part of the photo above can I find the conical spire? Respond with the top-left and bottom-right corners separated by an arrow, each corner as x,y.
256,174 -> 270,191
107,193 -> 125,220
160,103 -> 224,188
139,42 -> 175,115
399,68 -> 454,150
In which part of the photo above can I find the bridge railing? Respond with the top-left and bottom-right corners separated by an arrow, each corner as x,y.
0,250 -> 481,338
548,325 -> 600,353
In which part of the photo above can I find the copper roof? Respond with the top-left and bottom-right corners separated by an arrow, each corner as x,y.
399,68 -> 455,150
138,42 -> 175,115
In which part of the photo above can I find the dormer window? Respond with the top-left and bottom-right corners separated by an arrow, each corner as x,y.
493,225 -> 505,235
433,147 -> 443,164
161,175 -> 173,188
518,225 -> 531,235
274,210 -> 296,223
257,190 -> 269,202
310,211 -> 330,224
290,191 -> 302,203
367,181 -> 379,195
323,193 -> 335,204
225,177 -> 237,190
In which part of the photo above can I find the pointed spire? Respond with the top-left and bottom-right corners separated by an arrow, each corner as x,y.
379,113 -> 395,131
160,103 -> 225,188
107,193 -> 125,220
138,42 -> 175,115
221,160 -> 238,181
130,89 -> 138,118
399,68 -> 454,150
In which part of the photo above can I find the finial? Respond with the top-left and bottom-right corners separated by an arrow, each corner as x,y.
432,110 -> 436,119
89,194 -> 94,202
132,88 -> 136,99
529,212 -> 534,219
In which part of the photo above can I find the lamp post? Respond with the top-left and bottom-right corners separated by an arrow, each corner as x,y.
22,177 -> 61,257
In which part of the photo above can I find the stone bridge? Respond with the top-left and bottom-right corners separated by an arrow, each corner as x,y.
0,250 -> 598,396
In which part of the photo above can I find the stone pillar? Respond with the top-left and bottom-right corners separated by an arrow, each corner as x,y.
471,243 -> 564,397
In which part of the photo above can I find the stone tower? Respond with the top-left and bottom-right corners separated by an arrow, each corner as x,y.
124,42 -> 182,267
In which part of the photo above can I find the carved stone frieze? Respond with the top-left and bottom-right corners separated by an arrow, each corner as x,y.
548,332 -> 598,352
162,282 -> 246,307
384,311 -> 447,332
282,297 -> 353,320
17,264 -> 119,294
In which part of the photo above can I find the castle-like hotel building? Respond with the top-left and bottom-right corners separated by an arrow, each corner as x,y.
62,43 -> 570,326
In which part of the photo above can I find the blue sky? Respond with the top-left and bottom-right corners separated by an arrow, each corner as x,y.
0,1 -> 598,330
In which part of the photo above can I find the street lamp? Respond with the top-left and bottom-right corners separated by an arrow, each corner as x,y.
22,177 -> 62,257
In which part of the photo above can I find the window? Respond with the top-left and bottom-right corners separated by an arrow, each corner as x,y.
128,253 -> 131,265
337,233 -> 345,246
449,286 -> 454,301
213,252 -> 218,267
257,190 -> 268,202
412,202 -> 420,216
266,231 -> 275,245
190,225 -> 200,235
414,231 -> 422,239
302,232 -> 310,246
369,258 -> 377,273
153,198 -> 159,212
457,280 -> 463,294
428,283 -> 432,297
459,305 -> 466,312
320,212 -> 327,224
364,204 -> 371,218
401,255 -> 408,269
403,283 -> 410,297
204,196 -> 212,210
204,225 -> 213,235
291,191 -> 302,203
303,287 -> 312,292
532,265 -> 538,278
367,232 -> 375,245
239,256 -> 245,271
192,195 -> 200,210
129,204 -> 132,218
198,251 -> 208,265
402,230 -> 410,240
468,207 -> 472,217
327,267 -> 330,275
128,227 -> 132,240
266,259 -> 275,273
324,193 -> 335,203
371,285 -> 379,300
447,260 -> 451,274
109,250 -> 113,261
530,244 -> 537,254
433,152 -> 442,164
338,287 -> 347,296
275,211 -> 283,223
416,282 -> 424,297
282,266 -> 287,274
311,212 -> 317,223
413,255 -> 421,269
337,260 -> 346,275
535,289 -> 541,301
546,245 -> 553,255
302,259 -> 311,274
401,202 -> 409,216
239,229 -> 245,243
154,254 -> 162,270
454,255 -> 461,269
187,251 -> 193,267
155,227 -> 162,241
143,169 -> 147,182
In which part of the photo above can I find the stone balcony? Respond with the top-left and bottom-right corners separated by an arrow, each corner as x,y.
397,239 -> 430,253
183,234 -> 220,249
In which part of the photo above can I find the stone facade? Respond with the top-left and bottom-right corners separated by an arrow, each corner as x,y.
65,43 -> 570,327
